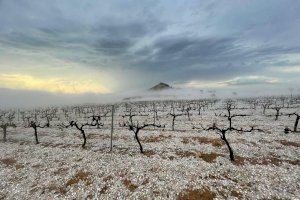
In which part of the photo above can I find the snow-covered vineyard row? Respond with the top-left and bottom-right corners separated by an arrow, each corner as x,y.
0,96 -> 300,199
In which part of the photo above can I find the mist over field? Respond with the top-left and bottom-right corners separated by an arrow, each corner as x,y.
1,83 -> 298,108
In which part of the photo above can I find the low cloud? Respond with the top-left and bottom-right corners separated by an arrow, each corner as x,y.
176,76 -> 279,89
222,76 -> 279,86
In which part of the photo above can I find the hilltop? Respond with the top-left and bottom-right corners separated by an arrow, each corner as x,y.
149,82 -> 172,91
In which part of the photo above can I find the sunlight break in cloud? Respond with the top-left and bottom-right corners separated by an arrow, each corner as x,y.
0,74 -> 110,94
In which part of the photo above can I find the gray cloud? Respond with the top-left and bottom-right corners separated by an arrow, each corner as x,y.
0,0 -> 300,93
126,35 -> 300,86
93,38 -> 133,56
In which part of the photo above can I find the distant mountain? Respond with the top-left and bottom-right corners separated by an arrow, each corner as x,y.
122,82 -> 173,101
149,82 -> 172,91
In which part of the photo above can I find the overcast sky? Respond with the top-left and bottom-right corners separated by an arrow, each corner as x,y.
0,0 -> 300,107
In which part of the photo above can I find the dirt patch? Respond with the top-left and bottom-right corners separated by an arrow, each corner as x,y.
1,158 -> 17,167
175,151 -> 222,163
143,134 -> 171,143
182,138 -> 189,144
231,190 -> 242,198
233,156 -> 280,166
277,140 -> 300,147
100,185 -> 109,194
195,152 -> 222,163
177,188 -> 216,200
233,156 -> 247,166
0,158 -> 23,170
123,179 -> 138,192
210,140 -> 223,147
143,150 -> 156,157
66,170 -> 91,187
234,156 -> 299,166
190,137 -> 223,147
257,157 -> 282,166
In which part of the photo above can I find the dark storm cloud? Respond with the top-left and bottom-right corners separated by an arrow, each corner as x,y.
0,0 -> 300,91
136,37 -> 300,67
93,38 -> 133,56
132,36 -> 239,69
92,22 -> 161,39
126,35 -> 300,85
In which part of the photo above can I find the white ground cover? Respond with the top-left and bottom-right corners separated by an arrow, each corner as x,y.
0,103 -> 299,199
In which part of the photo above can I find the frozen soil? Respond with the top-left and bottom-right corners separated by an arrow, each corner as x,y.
0,125 -> 299,199
1,101 -> 300,199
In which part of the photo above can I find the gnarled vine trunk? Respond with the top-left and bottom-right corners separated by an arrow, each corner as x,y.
134,130 -> 143,153
3,126 -> 7,142
221,131 -> 234,161
294,116 -> 300,132
34,127 -> 39,144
